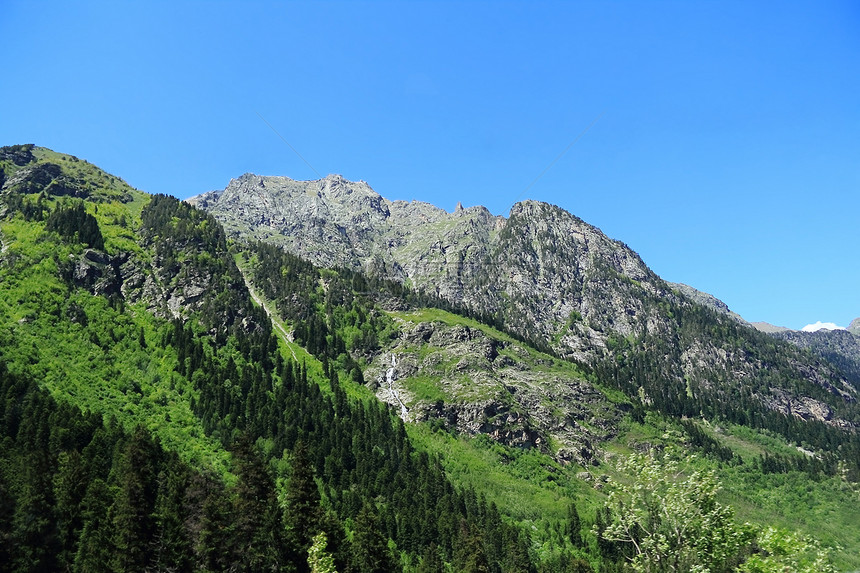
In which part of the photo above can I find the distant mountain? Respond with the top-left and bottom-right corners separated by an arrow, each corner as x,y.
751,321 -> 791,334
668,282 -> 747,324
750,321 -> 860,387
770,328 -> 860,387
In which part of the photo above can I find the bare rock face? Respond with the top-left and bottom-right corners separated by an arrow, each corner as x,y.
671,282 -> 747,325
751,322 -> 791,334
67,249 -> 127,297
365,318 -> 623,465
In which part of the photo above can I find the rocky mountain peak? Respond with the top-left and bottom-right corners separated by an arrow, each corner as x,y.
190,172 -> 858,429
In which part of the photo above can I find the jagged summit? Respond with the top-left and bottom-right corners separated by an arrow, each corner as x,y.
189,174 -> 664,359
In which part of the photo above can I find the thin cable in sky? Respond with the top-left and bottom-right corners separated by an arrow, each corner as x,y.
255,111 -> 322,178
513,111 -> 605,204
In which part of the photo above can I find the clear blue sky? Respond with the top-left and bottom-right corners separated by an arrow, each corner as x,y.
2,1 -> 858,329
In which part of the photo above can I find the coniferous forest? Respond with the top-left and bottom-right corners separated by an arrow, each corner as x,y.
1,145 -> 857,572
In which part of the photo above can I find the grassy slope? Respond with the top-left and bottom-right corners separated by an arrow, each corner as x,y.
383,307 -> 860,570
0,148 -> 231,473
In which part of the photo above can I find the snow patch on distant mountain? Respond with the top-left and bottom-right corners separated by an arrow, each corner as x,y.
801,321 -> 846,332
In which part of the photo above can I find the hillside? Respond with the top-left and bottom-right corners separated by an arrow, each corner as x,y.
2,145 -> 859,572
770,328 -> 860,387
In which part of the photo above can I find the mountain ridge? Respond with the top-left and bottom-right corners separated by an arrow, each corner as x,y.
190,173 -> 859,432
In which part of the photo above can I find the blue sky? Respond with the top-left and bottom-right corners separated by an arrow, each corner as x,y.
2,1 -> 858,329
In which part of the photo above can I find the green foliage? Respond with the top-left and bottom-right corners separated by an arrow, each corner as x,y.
45,201 -> 105,250
309,531 -> 338,573
739,527 -> 838,573
597,451 -> 756,572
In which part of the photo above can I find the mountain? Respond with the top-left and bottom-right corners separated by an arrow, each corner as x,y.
4,146 -> 860,571
1,146 -> 529,572
750,320 -> 860,390
191,174 -> 859,432
667,282 -> 747,324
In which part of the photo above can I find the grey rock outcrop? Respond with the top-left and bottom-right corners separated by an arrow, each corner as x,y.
189,176 -> 670,362
365,318 -> 621,465
64,248 -> 127,297
751,322 -> 791,334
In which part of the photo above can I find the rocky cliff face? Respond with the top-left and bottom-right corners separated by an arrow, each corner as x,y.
364,314 -> 622,466
189,173 -> 499,279
190,174 -> 859,429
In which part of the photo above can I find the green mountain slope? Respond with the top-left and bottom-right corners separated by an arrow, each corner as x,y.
1,146 -> 533,572
2,145 -> 858,571
237,226 -> 860,571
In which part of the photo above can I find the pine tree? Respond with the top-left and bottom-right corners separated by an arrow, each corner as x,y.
53,450 -> 87,571
285,439 -> 324,569
566,502 -> 583,548
232,433 -> 288,571
10,429 -> 60,572
108,426 -> 160,572
453,520 -> 489,573
152,455 -> 193,573
416,543 -> 444,573
74,478 -> 113,573
350,504 -> 399,573
183,471 -> 233,572
0,465 -> 16,569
